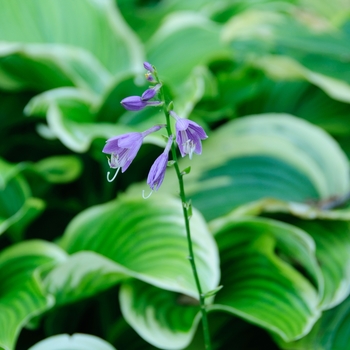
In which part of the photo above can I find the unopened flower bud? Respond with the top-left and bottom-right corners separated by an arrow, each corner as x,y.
121,96 -> 162,111
143,62 -> 154,72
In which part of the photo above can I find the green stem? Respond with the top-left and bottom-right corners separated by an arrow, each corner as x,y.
154,73 -> 212,350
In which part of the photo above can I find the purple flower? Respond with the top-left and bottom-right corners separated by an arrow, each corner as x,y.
143,62 -> 154,72
169,111 -> 208,159
121,96 -> 162,111
141,89 -> 156,101
141,84 -> 162,101
147,135 -> 173,192
103,125 -> 164,182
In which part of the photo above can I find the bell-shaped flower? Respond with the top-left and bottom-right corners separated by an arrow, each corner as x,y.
103,125 -> 164,182
169,111 -> 208,159
147,135 -> 173,193
121,96 -> 162,111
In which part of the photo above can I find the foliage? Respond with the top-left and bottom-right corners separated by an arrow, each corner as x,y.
1,0 -> 350,349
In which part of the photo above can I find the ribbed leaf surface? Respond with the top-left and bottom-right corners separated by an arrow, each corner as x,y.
279,295 -> 350,350
161,114 -> 349,221
0,0 -> 143,91
212,217 -> 322,342
291,220 -> 350,310
60,195 -> 220,298
0,240 -> 67,350
44,251 -> 130,305
0,158 -> 45,239
120,280 -> 200,350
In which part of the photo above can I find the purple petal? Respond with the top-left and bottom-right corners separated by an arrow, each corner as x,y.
143,62 -> 154,72
175,118 -> 190,131
117,133 -> 143,148
189,131 -> 202,154
147,136 -> 173,191
141,88 -> 156,101
147,153 -> 168,190
103,142 -> 122,155
121,96 -> 147,111
121,149 -> 140,172
102,137 -> 122,154
188,121 -> 208,139
176,131 -> 187,157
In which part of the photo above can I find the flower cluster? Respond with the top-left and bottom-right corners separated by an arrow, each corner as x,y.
102,62 -> 208,194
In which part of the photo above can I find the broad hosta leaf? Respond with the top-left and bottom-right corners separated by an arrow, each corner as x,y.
293,220 -> 350,310
213,199 -> 350,310
0,0 -> 143,91
211,217 -> 322,342
0,158 -> 45,239
29,333 -> 116,350
161,114 -> 349,221
32,155 -> 83,184
215,198 -> 350,222
279,295 -> 350,350
44,251 -> 130,305
146,12 -> 229,87
251,80 -> 350,137
120,279 -> 200,350
27,94 -> 130,153
0,44 -> 111,94
0,240 -> 67,350
25,88 -> 164,153
254,55 -> 350,103
222,10 -> 350,102
24,87 -> 98,118
59,194 -> 220,298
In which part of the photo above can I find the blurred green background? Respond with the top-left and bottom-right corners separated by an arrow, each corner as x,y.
1,0 -> 350,349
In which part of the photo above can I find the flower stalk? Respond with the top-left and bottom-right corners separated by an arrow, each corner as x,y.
103,62 -> 212,349
153,68 -> 212,350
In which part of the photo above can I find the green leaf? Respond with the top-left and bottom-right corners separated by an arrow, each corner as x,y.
181,166 -> 191,175
0,158 -> 45,240
212,199 -> 350,310
120,279 -> 200,350
0,240 -> 67,350
0,0 -> 143,92
203,285 -> 223,299
59,194 -> 220,298
147,13 -> 229,87
33,155 -> 83,184
0,43 -> 111,94
44,251 -> 130,306
25,87 -> 164,153
287,220 -> 350,310
24,88 -> 129,152
211,217 -> 322,342
222,10 -> 350,102
28,333 -> 116,350
24,87 -> 98,118
213,198 -> 350,222
162,114 -> 350,221
278,295 -> 350,350
254,55 -> 350,103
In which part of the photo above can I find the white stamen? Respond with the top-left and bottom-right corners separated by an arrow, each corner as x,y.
183,140 -> 195,159
142,189 -> 153,199
107,167 -> 120,182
